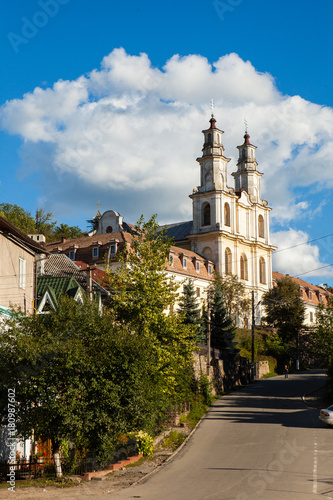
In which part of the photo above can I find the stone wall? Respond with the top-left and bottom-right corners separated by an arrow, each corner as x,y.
193,347 -> 252,394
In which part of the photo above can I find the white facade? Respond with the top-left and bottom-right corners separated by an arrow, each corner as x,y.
188,117 -> 275,324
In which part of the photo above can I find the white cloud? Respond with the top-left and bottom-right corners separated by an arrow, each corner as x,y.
272,229 -> 333,279
1,48 -> 333,237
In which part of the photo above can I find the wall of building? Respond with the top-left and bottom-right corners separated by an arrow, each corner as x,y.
0,235 -> 35,314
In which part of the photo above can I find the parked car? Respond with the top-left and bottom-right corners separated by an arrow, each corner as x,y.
319,405 -> 333,426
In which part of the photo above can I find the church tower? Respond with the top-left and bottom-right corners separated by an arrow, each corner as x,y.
189,116 -> 275,324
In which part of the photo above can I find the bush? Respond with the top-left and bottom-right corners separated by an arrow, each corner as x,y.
127,431 -> 154,457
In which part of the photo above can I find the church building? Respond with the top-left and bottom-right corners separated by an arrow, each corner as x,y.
46,116 -> 275,325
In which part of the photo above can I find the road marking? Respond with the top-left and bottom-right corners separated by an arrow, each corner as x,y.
313,430 -> 317,494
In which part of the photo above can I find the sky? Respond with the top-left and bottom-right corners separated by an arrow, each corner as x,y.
1,0 -> 333,285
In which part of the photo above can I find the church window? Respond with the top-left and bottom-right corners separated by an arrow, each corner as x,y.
217,134 -> 220,144
258,215 -> 264,238
106,226 -> 113,233
242,149 -> 246,159
259,257 -> 266,284
202,202 -> 211,226
240,254 -> 248,280
224,202 -> 231,227
207,133 -> 212,144
225,248 -> 232,275
93,247 -> 99,258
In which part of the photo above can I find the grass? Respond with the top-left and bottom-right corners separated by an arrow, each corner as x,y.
0,477 -> 76,489
162,430 -> 187,450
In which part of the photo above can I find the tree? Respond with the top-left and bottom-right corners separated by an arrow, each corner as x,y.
178,279 -> 202,337
106,214 -> 196,406
313,297 -> 333,367
0,203 -> 36,234
262,276 -> 305,343
52,223 -> 85,240
0,297 -> 162,474
35,208 -> 57,240
209,273 -> 239,356
218,274 -> 251,320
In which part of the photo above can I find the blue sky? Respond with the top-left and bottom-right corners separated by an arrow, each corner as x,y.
1,0 -> 333,284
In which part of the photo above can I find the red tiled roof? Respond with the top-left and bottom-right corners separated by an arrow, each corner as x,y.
272,271 -> 332,306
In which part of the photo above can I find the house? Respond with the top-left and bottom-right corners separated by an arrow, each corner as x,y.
272,271 -> 333,326
0,216 -> 45,316
36,253 -> 109,312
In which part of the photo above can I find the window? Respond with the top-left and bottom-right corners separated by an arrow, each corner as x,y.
225,248 -> 232,275
183,258 -> 187,269
208,264 -> 212,275
207,132 -> 212,144
106,226 -> 113,233
309,291 -> 312,300
19,258 -> 26,289
240,254 -> 248,281
310,312 -> 314,322
69,250 -> 75,260
259,257 -> 266,284
258,215 -> 264,238
169,254 -> 174,266
242,149 -> 246,159
196,287 -> 200,297
224,202 -> 230,227
196,261 -> 200,271
202,202 -> 211,226
93,247 -> 99,258
110,244 -> 116,254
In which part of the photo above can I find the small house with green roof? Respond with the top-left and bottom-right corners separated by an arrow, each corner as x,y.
37,276 -> 85,313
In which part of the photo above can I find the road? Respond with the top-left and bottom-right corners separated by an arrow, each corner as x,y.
108,370 -> 333,500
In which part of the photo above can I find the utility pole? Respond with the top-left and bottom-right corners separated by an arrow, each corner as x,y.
251,290 -> 255,380
207,292 -> 211,380
86,265 -> 93,301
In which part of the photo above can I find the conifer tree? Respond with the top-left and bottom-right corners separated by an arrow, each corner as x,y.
209,274 -> 239,356
178,279 -> 201,325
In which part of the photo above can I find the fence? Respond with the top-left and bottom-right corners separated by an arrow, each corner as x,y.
0,438 -> 139,482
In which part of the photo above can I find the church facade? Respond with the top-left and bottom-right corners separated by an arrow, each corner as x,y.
163,116 -> 275,322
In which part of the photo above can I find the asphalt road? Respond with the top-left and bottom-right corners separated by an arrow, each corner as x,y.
108,370 -> 333,500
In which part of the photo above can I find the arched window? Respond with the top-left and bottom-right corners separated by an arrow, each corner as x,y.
207,132 -> 212,144
259,257 -> 266,284
106,226 -> 113,233
242,149 -> 246,159
224,202 -> 230,227
258,215 -> 264,238
225,247 -> 232,275
202,202 -> 211,226
240,254 -> 248,281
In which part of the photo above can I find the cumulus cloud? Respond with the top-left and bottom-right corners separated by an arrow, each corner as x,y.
1,47 -> 333,277
272,229 -> 333,279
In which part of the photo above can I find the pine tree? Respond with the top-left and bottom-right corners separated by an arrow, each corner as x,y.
178,279 -> 201,325
210,276 -> 239,356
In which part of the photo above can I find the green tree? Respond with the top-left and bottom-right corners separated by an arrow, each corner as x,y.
0,203 -> 36,234
36,208 -> 57,240
178,279 -> 202,340
262,276 -> 305,343
0,297 -> 162,475
313,297 -> 333,367
52,223 -> 85,240
106,214 -> 196,406
218,274 -> 251,320
209,273 -> 239,356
